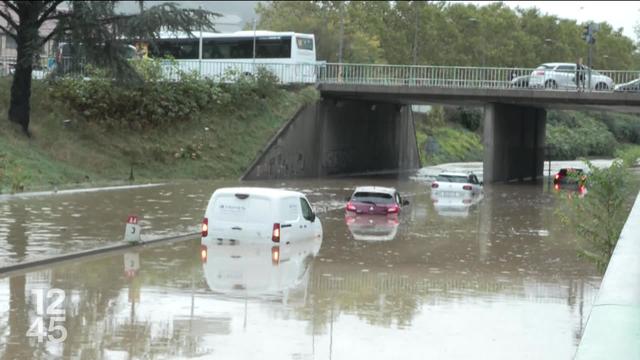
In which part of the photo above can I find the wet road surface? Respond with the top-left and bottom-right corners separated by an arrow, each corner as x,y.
0,179 -> 601,359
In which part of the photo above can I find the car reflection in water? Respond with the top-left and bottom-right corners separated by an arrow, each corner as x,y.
430,187 -> 484,218
201,236 -> 322,302
345,213 -> 400,241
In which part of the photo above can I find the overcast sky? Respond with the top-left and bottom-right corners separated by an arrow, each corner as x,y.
469,1 -> 639,39
120,1 -> 639,40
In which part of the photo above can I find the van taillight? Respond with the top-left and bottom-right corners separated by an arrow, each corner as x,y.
201,218 -> 208,237
200,245 -> 208,263
272,223 -> 280,242
463,185 -> 472,191
431,182 -> 439,189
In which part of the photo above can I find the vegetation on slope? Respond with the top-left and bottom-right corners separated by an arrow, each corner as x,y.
415,105 -> 640,167
0,63 -> 318,193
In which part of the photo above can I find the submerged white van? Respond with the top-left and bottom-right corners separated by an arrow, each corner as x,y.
201,187 -> 323,244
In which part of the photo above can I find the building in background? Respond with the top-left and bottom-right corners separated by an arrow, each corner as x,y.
0,15 -> 58,74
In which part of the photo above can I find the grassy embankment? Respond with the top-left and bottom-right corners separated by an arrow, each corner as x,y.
0,76 -> 317,193
414,105 -> 640,166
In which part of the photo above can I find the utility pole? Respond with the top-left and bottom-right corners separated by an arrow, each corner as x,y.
338,8 -> 344,63
412,6 -> 419,65
582,22 -> 598,90
252,18 -> 257,72
337,4 -> 344,82
587,39 -> 592,89
198,6 -> 203,77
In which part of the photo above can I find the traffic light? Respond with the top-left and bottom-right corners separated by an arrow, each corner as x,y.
582,23 -> 597,44
582,25 -> 590,42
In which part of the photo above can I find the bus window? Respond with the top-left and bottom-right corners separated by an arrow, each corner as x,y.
150,39 -> 199,59
256,37 -> 291,58
203,38 -> 252,59
296,37 -> 313,51
203,37 -> 291,60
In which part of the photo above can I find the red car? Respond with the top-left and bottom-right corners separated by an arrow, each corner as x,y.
345,186 -> 409,215
553,168 -> 587,186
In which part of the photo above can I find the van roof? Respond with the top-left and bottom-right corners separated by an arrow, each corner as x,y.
353,186 -> 396,195
213,187 -> 304,199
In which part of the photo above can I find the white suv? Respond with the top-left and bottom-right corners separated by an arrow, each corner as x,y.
528,62 -> 613,91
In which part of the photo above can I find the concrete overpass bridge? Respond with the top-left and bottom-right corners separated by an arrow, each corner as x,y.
243,63 -> 640,182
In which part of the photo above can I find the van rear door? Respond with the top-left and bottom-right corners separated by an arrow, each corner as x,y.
208,193 -> 273,242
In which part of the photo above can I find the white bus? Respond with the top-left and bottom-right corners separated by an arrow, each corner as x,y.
146,30 -> 318,83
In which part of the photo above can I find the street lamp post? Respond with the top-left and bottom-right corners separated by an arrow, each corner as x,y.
468,17 -> 484,67
252,18 -> 257,73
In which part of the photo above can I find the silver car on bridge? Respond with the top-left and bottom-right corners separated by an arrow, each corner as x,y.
528,62 -> 614,91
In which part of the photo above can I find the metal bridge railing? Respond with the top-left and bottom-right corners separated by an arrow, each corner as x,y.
318,63 -> 640,92
2,56 -> 639,94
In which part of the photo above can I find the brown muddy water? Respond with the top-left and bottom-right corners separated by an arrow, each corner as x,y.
0,178 -> 601,359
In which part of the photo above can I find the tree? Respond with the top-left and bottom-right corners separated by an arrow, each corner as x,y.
558,158 -> 635,273
255,1 -> 639,68
255,1 -> 385,63
0,1 -> 217,136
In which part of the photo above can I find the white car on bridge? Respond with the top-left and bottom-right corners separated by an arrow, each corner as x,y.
528,63 -> 614,91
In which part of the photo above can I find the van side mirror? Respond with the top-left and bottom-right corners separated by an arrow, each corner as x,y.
402,199 -> 410,206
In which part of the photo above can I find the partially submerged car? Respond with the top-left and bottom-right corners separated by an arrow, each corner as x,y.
201,187 -> 322,244
430,172 -> 483,196
345,186 -> 409,215
553,168 -> 586,186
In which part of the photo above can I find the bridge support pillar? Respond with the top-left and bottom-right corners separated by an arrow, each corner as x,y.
483,103 -> 546,183
242,99 -> 421,180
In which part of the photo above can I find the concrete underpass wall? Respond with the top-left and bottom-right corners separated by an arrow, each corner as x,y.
242,99 -> 420,180
483,103 -> 546,183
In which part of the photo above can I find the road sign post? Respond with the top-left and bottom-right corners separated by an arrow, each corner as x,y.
124,215 -> 142,243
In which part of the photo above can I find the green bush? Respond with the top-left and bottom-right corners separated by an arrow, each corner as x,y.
599,112 -> 640,144
558,156 -> 639,272
444,107 -> 482,132
546,115 -> 618,160
49,59 -> 282,128
419,126 -> 483,165
0,155 -> 30,193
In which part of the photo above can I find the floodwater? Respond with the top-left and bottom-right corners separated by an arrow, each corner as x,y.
0,176 -> 602,359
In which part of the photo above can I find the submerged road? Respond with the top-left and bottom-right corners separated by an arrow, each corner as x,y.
0,172 -> 603,359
